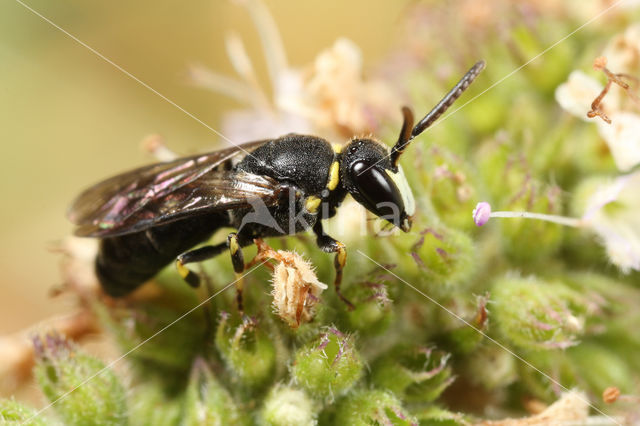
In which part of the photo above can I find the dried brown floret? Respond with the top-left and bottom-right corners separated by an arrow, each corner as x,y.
249,239 -> 327,328
588,56 -> 640,124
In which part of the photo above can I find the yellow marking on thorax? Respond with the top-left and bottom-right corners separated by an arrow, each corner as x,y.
305,196 -> 321,213
327,161 -> 340,191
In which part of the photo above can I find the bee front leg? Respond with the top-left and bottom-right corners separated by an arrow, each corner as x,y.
176,243 -> 228,288
312,221 -> 354,311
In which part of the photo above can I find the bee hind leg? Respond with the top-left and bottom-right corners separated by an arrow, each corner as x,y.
227,233 -> 246,314
176,233 -> 247,314
176,243 -> 227,288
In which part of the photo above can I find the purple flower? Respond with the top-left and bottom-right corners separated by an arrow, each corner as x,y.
473,202 -> 492,226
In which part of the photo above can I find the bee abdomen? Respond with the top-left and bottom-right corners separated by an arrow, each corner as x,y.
95,213 -> 227,297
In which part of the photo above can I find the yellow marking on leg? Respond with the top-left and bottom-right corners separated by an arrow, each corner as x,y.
327,161 -> 340,191
229,236 -> 240,255
332,242 -> 354,310
176,260 -> 190,279
305,196 -> 321,213
336,242 -> 347,267
176,259 -> 200,287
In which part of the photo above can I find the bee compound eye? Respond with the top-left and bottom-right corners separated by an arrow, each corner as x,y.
350,161 -> 404,216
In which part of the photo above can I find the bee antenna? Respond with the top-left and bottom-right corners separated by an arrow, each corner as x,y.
389,106 -> 414,168
390,60 -> 485,167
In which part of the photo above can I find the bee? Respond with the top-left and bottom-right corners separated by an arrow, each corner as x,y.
68,61 -> 485,310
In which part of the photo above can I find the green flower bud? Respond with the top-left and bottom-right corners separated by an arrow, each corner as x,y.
183,358 -> 249,426
562,272 -> 628,320
292,328 -> 363,398
334,389 -> 417,426
413,406 -> 470,425
128,383 -> 182,426
406,224 -> 477,294
422,146 -> 482,232
492,276 -> 588,350
463,345 -> 517,390
517,350 -> 571,402
370,345 -> 454,403
339,276 -> 394,336
32,333 -> 128,426
443,293 -> 489,355
0,398 -> 48,426
215,314 -> 276,388
568,342 -> 634,396
500,183 -> 564,264
520,342 -> 635,403
475,135 -> 522,204
259,384 -> 316,426
95,298 -> 204,378
564,272 -> 640,371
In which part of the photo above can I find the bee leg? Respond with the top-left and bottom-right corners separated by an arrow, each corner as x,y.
176,243 -> 227,288
312,221 -> 355,311
227,232 -> 246,314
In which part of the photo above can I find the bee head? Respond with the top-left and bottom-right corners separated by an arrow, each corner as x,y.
340,61 -> 485,236
340,138 -> 414,233
338,61 -> 486,233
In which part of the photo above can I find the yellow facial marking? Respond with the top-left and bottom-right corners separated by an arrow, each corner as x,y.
229,237 -> 240,255
176,260 -> 190,279
332,144 -> 343,154
327,161 -> 340,191
305,196 -> 321,213
385,166 -> 416,216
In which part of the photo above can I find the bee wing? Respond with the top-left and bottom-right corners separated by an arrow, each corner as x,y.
72,171 -> 283,237
68,141 -> 277,237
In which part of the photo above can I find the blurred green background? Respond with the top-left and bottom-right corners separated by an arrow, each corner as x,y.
0,0 -> 412,333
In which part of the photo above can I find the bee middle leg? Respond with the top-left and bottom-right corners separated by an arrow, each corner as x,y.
313,221 -> 355,310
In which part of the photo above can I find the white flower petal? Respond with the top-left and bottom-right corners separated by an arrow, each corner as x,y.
555,70 -> 603,121
583,171 -> 640,273
602,23 -> 640,75
596,111 -> 640,171
594,224 -> 640,273
582,174 -> 631,220
222,109 -> 312,143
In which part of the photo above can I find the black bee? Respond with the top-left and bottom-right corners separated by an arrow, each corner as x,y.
68,61 -> 484,310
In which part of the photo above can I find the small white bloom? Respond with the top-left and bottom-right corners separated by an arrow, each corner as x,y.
298,38 -> 401,137
596,111 -> 640,171
191,3 -> 399,144
582,171 -> 640,273
222,108 -> 312,143
556,69 -> 640,171
555,70 -> 603,121
602,23 -> 640,76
